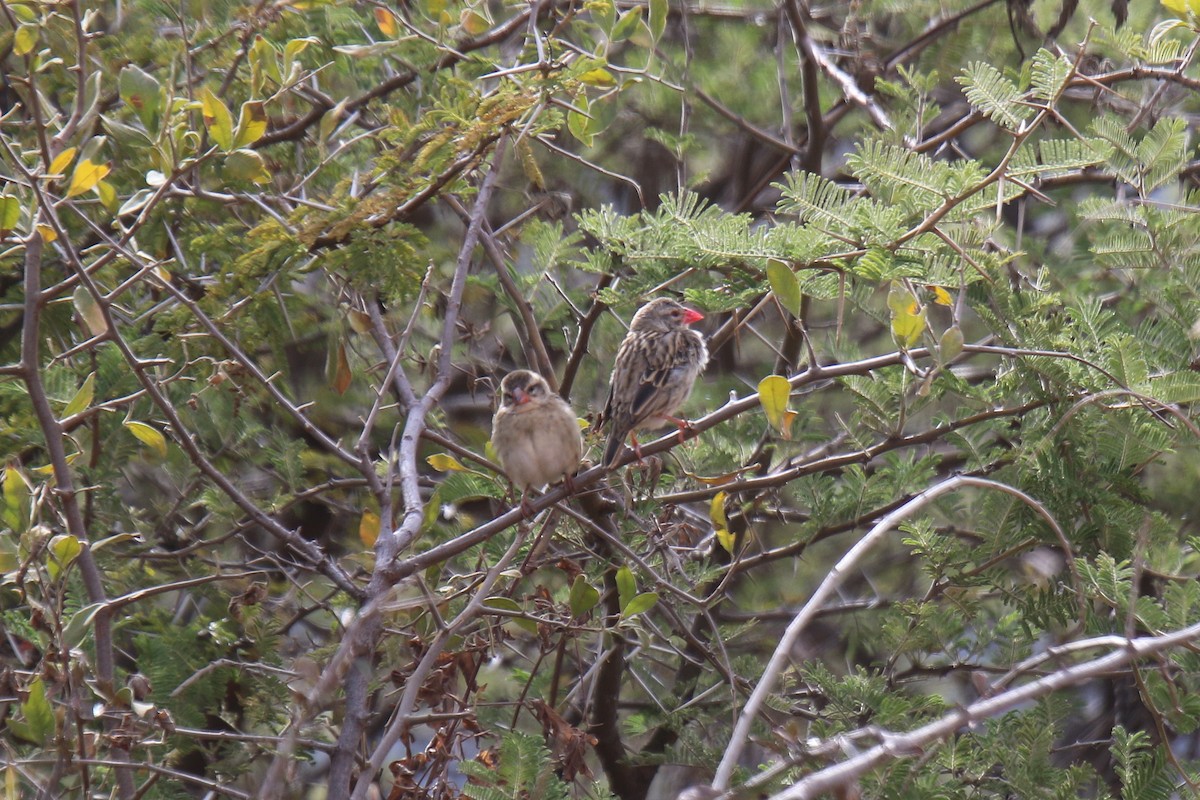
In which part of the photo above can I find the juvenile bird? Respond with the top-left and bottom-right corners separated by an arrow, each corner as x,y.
601,298 -> 708,466
491,370 -> 583,506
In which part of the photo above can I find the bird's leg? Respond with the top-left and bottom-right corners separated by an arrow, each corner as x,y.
519,487 -> 536,516
629,432 -> 646,463
562,470 -> 577,496
664,415 -> 697,443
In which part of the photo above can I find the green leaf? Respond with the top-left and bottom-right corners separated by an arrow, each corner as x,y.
200,87 -> 234,151
648,0 -> 667,41
567,98 -> 593,147
0,195 -> 20,234
611,6 -> 642,41
283,37 -> 319,81
73,287 -> 107,336
124,420 -> 168,457
482,597 -> 522,613
233,101 -> 267,148
61,372 -> 95,420
620,592 -> 658,618
223,149 -> 271,184
568,575 -> 600,618
939,325 -> 964,362
767,260 -> 802,317
119,64 -> 163,130
18,677 -> 53,746
615,565 -> 636,611
483,597 -> 537,634
47,534 -> 82,579
2,464 -> 30,533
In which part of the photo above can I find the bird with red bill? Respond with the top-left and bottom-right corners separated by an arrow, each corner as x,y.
599,298 -> 709,466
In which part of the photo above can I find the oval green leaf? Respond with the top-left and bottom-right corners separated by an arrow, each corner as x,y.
568,575 -> 600,618
767,261 -> 802,317
621,592 -> 658,618
615,565 -> 636,611
61,372 -> 95,420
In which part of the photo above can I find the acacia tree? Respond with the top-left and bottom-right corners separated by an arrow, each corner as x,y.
3,0 -> 1200,798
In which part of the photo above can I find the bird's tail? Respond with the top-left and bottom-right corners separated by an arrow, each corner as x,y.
603,428 -> 625,467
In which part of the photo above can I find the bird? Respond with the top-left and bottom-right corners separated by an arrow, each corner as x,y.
491,370 -> 583,508
600,298 -> 708,466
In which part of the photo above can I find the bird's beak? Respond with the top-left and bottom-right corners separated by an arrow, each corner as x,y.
682,308 -> 704,325
512,388 -> 530,405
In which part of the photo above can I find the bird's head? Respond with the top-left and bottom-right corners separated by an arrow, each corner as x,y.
629,298 -> 704,334
499,369 -> 550,410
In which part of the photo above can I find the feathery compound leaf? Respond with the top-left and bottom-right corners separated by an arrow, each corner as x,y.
1029,49 -> 1072,102
955,62 -> 1031,130
775,172 -> 856,232
847,141 -> 951,212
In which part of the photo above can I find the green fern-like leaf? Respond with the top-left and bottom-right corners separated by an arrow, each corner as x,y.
955,61 -> 1032,130
1029,49 -> 1073,103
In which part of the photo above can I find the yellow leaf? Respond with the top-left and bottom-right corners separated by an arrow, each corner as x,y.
49,147 -> 77,178
715,526 -> 736,555
710,490 -> 728,530
886,280 -> 916,315
891,303 -> 927,350
757,375 -> 793,436
96,180 -> 117,210
36,224 -> 57,242
124,420 -> 168,457
427,453 -> 467,472
680,467 -> 750,486
13,25 -> 36,56
460,8 -> 489,34
199,87 -> 234,151
66,159 -> 111,198
374,7 -> 398,36
712,491 -> 735,554
579,68 -> 616,88
233,101 -> 267,148
347,308 -> 371,334
359,510 -> 381,548
1162,0 -> 1200,16
31,452 -> 79,475
930,285 -> 953,306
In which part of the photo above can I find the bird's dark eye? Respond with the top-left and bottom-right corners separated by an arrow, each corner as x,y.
528,384 -> 543,395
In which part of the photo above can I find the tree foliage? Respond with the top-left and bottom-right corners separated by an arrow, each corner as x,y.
2,0 -> 1200,798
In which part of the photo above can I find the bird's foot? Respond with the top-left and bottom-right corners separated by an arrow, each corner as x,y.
666,415 -> 697,444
